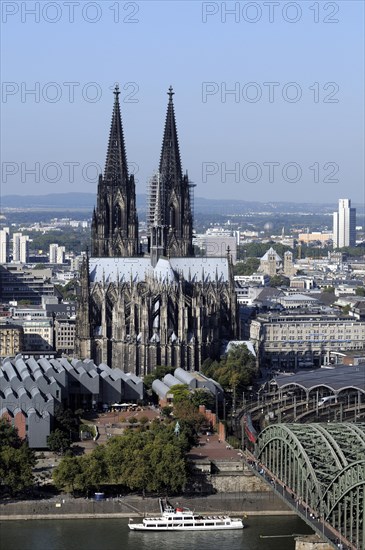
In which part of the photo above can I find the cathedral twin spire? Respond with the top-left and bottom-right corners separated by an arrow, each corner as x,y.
91,84 -> 138,257
150,86 -> 194,262
159,86 -> 183,187
92,84 -> 193,261
104,85 -> 129,186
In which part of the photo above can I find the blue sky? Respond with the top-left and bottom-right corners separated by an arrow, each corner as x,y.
1,0 -> 364,204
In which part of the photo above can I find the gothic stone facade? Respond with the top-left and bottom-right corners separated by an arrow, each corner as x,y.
76,86 -> 237,375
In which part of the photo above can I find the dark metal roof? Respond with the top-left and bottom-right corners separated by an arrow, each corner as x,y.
275,364 -> 365,393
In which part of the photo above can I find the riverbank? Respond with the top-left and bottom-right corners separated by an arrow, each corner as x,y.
0,492 -> 293,521
0,511 -> 296,520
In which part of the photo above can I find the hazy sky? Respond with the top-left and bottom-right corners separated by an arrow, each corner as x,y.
1,0 -> 364,204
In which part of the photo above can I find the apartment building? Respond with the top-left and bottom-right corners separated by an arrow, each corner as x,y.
13,318 -> 54,351
0,323 -> 24,357
54,318 -> 76,355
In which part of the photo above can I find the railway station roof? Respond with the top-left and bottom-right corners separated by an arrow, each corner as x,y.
274,364 -> 365,394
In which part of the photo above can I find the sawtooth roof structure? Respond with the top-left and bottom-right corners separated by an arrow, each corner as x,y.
0,356 -> 143,447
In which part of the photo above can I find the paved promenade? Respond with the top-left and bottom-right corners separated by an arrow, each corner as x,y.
0,492 -> 293,520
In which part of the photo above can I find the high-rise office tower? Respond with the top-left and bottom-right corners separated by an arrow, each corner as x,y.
0,228 -> 10,263
12,233 -> 29,263
333,199 -> 356,249
19,235 -> 29,263
49,243 -> 65,264
12,233 -> 22,262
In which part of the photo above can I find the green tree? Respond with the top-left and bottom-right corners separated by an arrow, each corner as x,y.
55,279 -> 79,302
53,456 -> 83,495
201,359 -> 220,379
104,436 -> 127,484
190,389 -> 215,410
355,287 -> 365,297
47,429 -> 72,455
169,384 -> 190,404
55,416 -> 196,496
0,419 -> 36,495
160,406 -> 173,418
24,227 -> 90,255
0,446 -> 36,495
105,422 -> 188,494
148,441 -> 187,493
239,242 -> 293,260
122,441 -> 153,495
106,430 -> 154,495
336,246 -> 365,256
143,365 -> 174,392
234,257 -> 260,276
173,400 -> 206,448
269,274 -> 290,287
0,417 -> 23,448
54,405 -> 77,433
201,344 -> 256,395
79,447 -> 108,492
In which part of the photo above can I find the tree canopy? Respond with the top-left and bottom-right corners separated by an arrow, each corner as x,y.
53,419 -> 190,496
269,274 -> 290,287
143,365 -> 175,392
202,344 -> 257,396
47,429 -> 72,455
0,418 -> 36,496
46,405 -> 80,455
237,242 -> 293,260
234,257 -> 260,276
168,384 -> 191,404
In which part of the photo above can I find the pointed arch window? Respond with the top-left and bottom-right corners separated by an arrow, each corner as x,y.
169,204 -> 176,228
104,197 -> 110,230
115,203 -> 122,227
114,202 -> 125,230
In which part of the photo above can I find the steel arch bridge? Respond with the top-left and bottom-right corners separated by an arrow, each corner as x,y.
255,423 -> 365,550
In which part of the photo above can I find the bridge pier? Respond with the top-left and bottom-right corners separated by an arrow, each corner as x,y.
295,535 -> 333,550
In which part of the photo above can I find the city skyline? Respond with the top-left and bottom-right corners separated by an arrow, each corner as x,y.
1,1 -> 364,203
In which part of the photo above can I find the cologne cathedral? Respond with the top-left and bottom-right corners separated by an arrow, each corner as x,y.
75,85 -> 237,375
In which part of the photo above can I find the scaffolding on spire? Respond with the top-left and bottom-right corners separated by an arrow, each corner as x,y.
147,171 -> 166,230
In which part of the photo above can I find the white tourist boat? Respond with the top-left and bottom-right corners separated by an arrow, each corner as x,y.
128,498 -> 244,531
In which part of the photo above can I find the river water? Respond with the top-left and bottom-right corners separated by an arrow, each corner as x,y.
1,516 -> 314,550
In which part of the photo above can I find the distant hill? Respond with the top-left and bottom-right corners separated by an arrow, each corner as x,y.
0,193 -> 97,209
0,192 -> 347,215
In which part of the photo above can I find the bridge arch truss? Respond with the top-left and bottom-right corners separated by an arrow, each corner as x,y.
255,423 -> 365,550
